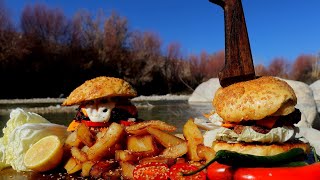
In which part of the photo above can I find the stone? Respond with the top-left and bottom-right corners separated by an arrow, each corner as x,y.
281,78 -> 319,129
310,80 -> 320,112
188,78 -> 221,103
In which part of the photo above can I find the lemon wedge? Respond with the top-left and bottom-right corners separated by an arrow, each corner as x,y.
24,135 -> 63,172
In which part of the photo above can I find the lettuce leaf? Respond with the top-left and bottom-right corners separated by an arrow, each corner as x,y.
5,123 -> 68,171
216,126 -> 295,143
0,108 -> 68,171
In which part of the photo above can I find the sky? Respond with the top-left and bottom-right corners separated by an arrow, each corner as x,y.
3,0 -> 320,65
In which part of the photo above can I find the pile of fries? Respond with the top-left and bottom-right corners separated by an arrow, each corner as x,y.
63,119 -> 215,179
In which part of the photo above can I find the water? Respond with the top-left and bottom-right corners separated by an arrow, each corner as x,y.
0,100 -> 212,134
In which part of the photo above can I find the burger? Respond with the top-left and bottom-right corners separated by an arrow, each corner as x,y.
206,76 -> 310,156
62,76 -> 138,131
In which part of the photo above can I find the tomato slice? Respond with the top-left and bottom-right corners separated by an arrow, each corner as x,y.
222,121 -> 238,128
120,120 -> 135,126
256,116 -> 279,129
169,163 -> 206,180
81,120 -> 109,127
133,162 -> 169,180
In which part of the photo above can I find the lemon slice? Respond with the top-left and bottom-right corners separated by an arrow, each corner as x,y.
24,135 -> 63,172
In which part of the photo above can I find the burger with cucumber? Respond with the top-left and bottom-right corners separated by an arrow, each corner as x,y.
62,76 -> 138,131
207,76 -> 310,156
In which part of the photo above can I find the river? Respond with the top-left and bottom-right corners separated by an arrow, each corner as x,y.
0,99 -> 212,134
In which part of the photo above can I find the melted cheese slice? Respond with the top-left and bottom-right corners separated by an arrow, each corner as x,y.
82,102 -> 115,122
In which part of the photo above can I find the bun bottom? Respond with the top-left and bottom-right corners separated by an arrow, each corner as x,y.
212,141 -> 310,156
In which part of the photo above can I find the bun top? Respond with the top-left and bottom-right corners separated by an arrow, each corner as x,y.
213,76 -> 297,122
62,76 -> 137,106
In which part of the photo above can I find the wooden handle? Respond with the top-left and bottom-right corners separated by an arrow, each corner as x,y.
210,0 -> 256,87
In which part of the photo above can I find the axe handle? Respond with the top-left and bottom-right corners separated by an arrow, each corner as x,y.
210,0 -> 256,87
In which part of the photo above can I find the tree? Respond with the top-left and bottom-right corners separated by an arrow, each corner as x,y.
164,42 -> 189,93
0,0 -> 12,31
206,50 -> 225,78
71,10 -> 104,50
164,42 -> 181,87
21,4 -> 71,45
127,30 -> 164,94
166,42 -> 182,61
18,4 -> 74,97
255,64 -> 269,76
69,9 -> 105,75
129,31 -> 161,61
188,50 -> 225,82
267,57 -> 290,78
100,12 -> 128,65
311,53 -> 320,80
0,0 -> 22,65
290,54 -> 315,83
188,54 -> 206,85
20,3 -> 71,72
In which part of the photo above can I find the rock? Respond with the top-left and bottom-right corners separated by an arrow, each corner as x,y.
310,80 -> 320,112
281,78 -> 319,129
188,78 -> 221,103
188,77 -> 320,129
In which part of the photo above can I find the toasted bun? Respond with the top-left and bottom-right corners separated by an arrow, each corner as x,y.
212,141 -> 310,156
62,76 -> 137,106
213,76 -> 297,122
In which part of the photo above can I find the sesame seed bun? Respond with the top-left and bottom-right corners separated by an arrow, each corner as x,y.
213,76 -> 297,122
62,76 -> 137,106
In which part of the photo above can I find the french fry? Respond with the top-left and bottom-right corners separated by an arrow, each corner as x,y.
147,127 -> 185,148
64,113 -> 213,179
96,127 -> 108,139
64,157 -> 82,174
127,135 -> 158,153
174,133 -> 185,140
81,145 -> 89,153
115,150 -> 138,162
103,143 -> 123,160
197,144 -> 216,163
125,120 -> 176,135
71,146 -> 88,162
125,128 -> 149,135
102,168 -> 121,179
76,123 -> 95,147
139,156 -> 176,167
81,161 -> 95,177
64,131 -> 82,149
86,122 -> 124,160
183,118 -> 203,161
120,161 -> 135,180
90,160 -> 118,178
160,142 -> 188,158
115,150 -> 158,162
